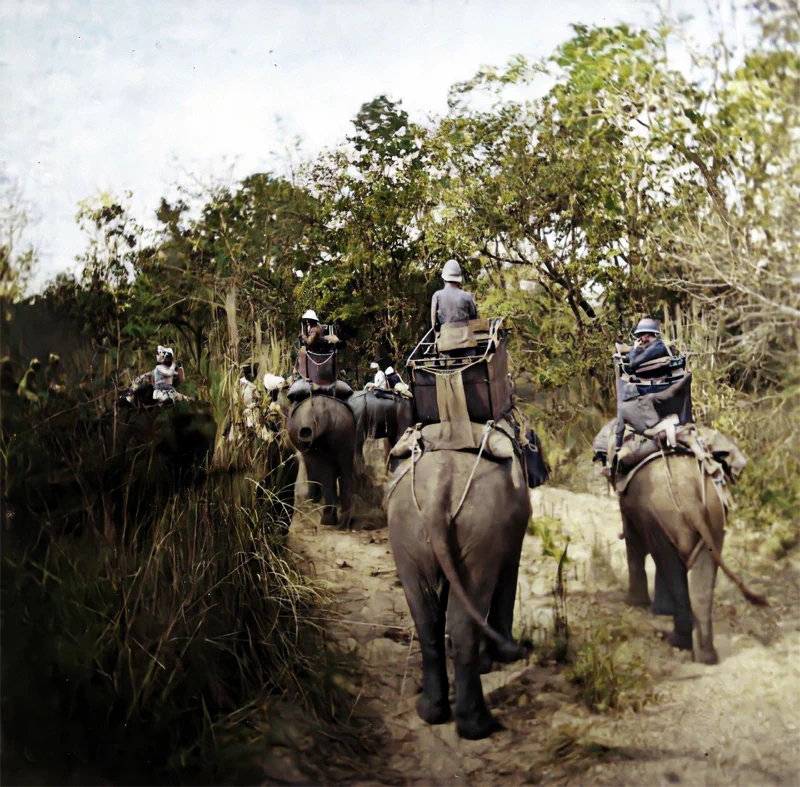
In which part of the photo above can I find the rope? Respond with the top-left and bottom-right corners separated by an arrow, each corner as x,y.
410,441 -> 423,516
659,448 -> 693,567
306,351 -> 335,367
414,357 -> 486,378
450,422 -> 492,525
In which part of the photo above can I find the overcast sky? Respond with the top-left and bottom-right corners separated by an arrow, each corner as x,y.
1,0 -> 750,289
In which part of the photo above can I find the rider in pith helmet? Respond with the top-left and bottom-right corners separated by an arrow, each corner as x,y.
299,309 -> 339,352
614,317 -> 671,452
430,259 -> 478,332
628,317 -> 669,372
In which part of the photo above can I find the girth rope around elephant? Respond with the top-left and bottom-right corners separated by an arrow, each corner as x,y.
657,447 -> 769,607
388,421 -> 531,661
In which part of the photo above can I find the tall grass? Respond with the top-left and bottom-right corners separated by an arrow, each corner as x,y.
0,312 -> 364,784
662,304 -> 799,553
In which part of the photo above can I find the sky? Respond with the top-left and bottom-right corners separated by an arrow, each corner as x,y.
1,0 -> 751,289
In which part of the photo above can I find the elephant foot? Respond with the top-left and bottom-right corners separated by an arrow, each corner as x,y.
416,694 -> 451,725
650,600 -> 675,617
320,507 -> 338,527
693,647 -> 719,666
488,638 -> 533,665
667,630 -> 693,651
625,592 -> 652,609
456,711 -> 502,741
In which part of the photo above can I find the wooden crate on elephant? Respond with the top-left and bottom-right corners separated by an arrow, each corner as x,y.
406,318 -> 512,426
296,348 -> 337,385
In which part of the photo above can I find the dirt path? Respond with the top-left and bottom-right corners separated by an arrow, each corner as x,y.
289,443 -> 800,786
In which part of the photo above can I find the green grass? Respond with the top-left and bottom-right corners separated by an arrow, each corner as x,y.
567,622 -> 656,714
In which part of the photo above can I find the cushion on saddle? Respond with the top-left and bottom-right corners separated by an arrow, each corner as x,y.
390,419 -> 517,463
287,378 -> 353,404
608,421 -> 743,496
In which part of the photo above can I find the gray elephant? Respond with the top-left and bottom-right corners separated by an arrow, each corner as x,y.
386,443 -> 532,740
620,453 -> 767,664
287,394 -> 357,527
349,389 -> 414,469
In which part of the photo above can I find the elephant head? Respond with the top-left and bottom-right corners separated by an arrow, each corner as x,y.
287,394 -> 357,527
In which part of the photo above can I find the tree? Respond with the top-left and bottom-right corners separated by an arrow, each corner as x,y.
298,96 -> 439,362
663,4 -> 800,386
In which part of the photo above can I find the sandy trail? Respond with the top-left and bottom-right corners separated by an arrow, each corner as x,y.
289,442 -> 800,786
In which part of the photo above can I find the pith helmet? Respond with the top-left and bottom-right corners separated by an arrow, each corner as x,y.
441,259 -> 462,283
632,317 -> 661,337
301,309 -> 319,322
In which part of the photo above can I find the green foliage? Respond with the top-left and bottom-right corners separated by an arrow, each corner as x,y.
567,623 -> 656,713
528,515 -> 564,558
298,95 -> 438,361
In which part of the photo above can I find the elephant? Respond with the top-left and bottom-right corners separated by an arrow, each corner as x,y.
287,394 -> 357,528
386,447 -> 532,740
348,389 -> 414,470
620,453 -> 767,664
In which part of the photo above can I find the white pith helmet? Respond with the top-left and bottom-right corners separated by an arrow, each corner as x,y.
441,259 -> 462,283
632,317 -> 661,337
301,309 -> 319,322
385,366 -> 395,375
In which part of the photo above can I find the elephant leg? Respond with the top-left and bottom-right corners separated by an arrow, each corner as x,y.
482,555 -> 523,670
337,467 -> 354,531
303,453 -> 338,526
650,539 -> 693,652
294,455 -> 310,507
402,580 -> 450,725
623,514 -> 651,608
651,566 -> 675,616
688,548 -> 719,665
447,595 -> 495,740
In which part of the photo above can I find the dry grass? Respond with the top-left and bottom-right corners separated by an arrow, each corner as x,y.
0,323 -> 368,784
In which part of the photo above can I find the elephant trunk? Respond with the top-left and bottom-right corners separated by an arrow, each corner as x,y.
422,478 -> 532,661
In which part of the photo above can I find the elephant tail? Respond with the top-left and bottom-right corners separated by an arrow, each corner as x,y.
693,489 -> 769,608
423,491 -> 532,662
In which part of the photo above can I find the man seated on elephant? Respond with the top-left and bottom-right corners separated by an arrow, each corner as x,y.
385,366 -> 402,389
614,317 -> 672,453
369,362 -> 388,390
431,259 -> 478,332
431,260 -> 479,358
299,309 -> 339,354
628,317 -> 670,378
